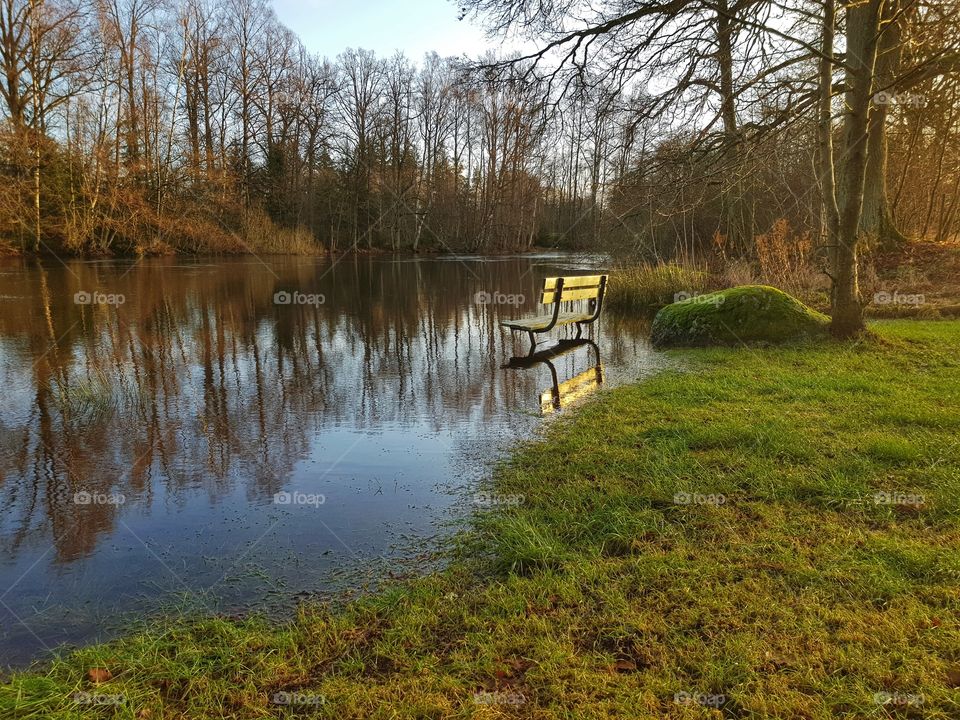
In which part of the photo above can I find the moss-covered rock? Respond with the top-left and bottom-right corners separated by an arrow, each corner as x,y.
651,285 -> 830,348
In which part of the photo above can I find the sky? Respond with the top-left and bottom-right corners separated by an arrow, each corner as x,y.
272,0 -> 504,61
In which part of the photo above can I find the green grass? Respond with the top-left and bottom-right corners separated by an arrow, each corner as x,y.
4,321 -> 960,718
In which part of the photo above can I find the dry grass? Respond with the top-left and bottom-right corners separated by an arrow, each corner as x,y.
605,262 -> 710,314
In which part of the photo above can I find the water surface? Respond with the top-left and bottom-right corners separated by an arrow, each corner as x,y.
0,254 -> 662,666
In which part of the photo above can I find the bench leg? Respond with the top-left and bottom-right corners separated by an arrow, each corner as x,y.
527,331 -> 537,355
575,323 -> 583,339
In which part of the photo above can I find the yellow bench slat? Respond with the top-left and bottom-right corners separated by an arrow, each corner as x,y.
541,286 -> 602,303
500,311 -> 594,331
543,275 -> 604,290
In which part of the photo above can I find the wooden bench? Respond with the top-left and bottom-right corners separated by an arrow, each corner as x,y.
501,274 -> 609,353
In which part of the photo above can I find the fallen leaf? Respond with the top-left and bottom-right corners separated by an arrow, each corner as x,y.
611,659 -> 637,673
947,667 -> 960,688
500,658 -> 533,674
87,668 -> 112,684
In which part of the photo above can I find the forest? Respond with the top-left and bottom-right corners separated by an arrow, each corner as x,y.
0,0 -> 958,331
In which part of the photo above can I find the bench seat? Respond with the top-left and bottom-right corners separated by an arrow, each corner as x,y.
500,311 -> 594,332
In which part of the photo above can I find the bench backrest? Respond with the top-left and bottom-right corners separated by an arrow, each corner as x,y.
540,275 -> 608,305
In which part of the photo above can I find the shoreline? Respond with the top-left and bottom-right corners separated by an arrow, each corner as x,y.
0,246 -> 570,261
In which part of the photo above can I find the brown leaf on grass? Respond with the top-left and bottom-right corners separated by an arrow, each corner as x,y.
494,657 -> 534,682
87,668 -> 112,684
946,666 -> 960,688
611,659 -> 637,673
503,658 -> 533,672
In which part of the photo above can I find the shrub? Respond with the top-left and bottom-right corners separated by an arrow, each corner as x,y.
753,218 -> 822,293
651,285 -> 830,347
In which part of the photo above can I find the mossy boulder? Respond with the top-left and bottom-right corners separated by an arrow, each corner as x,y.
651,285 -> 830,348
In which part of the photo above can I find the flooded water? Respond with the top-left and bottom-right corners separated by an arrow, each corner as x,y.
0,253 -> 663,666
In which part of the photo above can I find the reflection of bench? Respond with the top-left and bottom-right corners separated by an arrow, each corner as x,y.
502,339 -> 604,415
541,363 -> 605,414
501,275 -> 609,353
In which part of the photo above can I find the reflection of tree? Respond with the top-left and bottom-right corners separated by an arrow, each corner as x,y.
0,256 -> 648,564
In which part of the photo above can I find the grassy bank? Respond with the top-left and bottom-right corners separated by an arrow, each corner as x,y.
605,241 -> 960,320
0,202 -> 321,258
3,321 -> 960,719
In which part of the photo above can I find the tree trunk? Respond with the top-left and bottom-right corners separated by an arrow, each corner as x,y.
715,0 -> 742,251
832,0 -> 882,338
818,0 -> 840,281
30,0 -> 40,253
860,0 -> 908,249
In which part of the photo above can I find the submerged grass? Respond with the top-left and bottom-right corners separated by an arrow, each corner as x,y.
3,320 -> 960,718
605,263 -> 710,314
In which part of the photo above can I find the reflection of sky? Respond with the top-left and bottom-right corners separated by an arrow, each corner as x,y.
0,339 -> 36,425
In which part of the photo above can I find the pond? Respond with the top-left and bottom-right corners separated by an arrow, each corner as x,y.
0,253 -> 663,666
